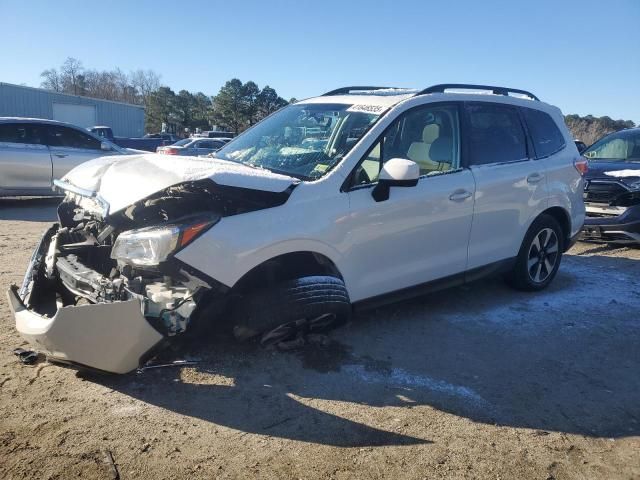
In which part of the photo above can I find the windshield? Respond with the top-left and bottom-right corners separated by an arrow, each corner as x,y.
173,138 -> 192,147
214,103 -> 383,179
584,130 -> 640,162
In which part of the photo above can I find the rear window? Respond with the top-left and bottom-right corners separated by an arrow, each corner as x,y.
466,104 -> 528,165
522,108 -> 565,158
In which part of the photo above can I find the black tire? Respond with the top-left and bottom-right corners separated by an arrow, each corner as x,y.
231,276 -> 351,341
505,214 -> 564,291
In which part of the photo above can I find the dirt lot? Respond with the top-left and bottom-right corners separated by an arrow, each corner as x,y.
0,198 -> 639,479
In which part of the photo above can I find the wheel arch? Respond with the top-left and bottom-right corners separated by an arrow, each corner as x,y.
538,206 -> 571,249
232,250 -> 345,294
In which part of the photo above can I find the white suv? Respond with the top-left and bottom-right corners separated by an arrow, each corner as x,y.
8,84 -> 586,373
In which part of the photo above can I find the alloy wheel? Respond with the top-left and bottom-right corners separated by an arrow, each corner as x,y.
527,227 -> 559,284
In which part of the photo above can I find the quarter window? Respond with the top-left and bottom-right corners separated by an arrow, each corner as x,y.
351,104 -> 461,186
522,108 -> 565,158
46,125 -> 101,150
467,104 -> 528,165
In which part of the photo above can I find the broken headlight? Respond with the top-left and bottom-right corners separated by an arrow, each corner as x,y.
111,217 -> 218,266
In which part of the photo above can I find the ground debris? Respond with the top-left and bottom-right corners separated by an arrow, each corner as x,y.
103,449 -> 119,480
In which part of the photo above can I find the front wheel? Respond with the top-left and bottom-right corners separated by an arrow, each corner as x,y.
505,214 -> 564,291
231,276 -> 351,342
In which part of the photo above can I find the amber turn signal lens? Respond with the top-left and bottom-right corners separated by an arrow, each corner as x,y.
179,221 -> 211,247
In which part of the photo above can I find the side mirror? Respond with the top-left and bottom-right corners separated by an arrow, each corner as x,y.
372,158 -> 419,202
100,141 -> 112,152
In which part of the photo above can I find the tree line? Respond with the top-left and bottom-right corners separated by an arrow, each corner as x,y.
564,114 -> 635,147
40,59 -> 637,143
40,58 -> 292,135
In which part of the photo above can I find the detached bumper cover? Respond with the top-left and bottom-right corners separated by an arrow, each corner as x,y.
582,204 -> 640,243
8,225 -> 165,374
8,286 -> 164,374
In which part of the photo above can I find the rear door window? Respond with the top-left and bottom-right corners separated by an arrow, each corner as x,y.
521,108 -> 565,158
466,103 -> 528,165
46,125 -> 101,150
0,123 -> 46,145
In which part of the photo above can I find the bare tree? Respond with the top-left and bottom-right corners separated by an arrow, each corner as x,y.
40,68 -> 62,92
131,69 -> 160,106
60,57 -> 84,95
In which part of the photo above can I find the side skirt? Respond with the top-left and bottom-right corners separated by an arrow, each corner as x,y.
352,257 -> 516,313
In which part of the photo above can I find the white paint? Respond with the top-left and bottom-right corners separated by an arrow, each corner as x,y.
52,103 -> 96,128
61,153 -> 298,214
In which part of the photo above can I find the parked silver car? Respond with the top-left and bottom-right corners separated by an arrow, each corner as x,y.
0,118 -> 132,197
156,137 -> 229,156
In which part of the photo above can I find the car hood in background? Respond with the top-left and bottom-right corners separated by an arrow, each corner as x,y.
585,160 -> 640,187
60,153 -> 299,214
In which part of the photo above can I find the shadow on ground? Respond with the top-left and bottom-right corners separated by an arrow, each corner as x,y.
0,197 -> 60,221
88,249 -> 640,447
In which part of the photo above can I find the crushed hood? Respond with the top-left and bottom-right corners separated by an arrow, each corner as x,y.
60,153 -> 299,214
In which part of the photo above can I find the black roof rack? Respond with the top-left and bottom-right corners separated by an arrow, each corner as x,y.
322,86 -> 400,96
417,84 -> 540,101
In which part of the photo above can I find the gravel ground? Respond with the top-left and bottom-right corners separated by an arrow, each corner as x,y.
0,197 -> 639,479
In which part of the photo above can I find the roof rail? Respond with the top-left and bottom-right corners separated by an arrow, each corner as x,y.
417,84 -> 540,101
322,86 -> 398,96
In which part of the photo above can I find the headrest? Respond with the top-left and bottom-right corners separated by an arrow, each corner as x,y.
430,137 -> 453,162
422,124 -> 440,143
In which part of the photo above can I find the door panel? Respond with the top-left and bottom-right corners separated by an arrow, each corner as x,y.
464,102 -> 548,269
467,161 -> 547,268
0,123 -> 53,190
45,125 -> 113,181
341,102 -> 474,302
345,170 -> 475,302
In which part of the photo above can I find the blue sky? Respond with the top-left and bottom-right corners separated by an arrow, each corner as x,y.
1,0 -> 639,123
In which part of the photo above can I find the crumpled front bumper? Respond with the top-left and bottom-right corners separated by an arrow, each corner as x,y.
8,228 -> 165,374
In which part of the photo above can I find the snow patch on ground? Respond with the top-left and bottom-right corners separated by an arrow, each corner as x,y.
444,255 -> 640,333
342,364 -> 488,407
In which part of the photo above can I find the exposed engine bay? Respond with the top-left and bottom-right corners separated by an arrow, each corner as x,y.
28,198 -> 216,340
6,154 -> 301,374
25,178 -> 296,336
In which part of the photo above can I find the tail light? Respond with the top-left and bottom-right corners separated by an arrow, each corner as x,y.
163,147 -> 179,155
574,156 -> 588,176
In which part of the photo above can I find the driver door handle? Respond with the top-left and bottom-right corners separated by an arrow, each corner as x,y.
449,190 -> 473,202
54,153 -> 68,158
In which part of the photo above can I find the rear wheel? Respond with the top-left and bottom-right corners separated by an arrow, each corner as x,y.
506,214 -> 563,291
231,276 -> 351,343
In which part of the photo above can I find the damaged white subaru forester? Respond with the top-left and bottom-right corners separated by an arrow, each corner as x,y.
8,84 -> 586,373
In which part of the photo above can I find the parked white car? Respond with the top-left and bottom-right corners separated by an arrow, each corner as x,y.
8,84 -> 586,373
0,118 -> 135,196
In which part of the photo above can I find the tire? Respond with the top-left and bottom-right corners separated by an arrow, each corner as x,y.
505,214 -> 564,291
231,276 -> 351,341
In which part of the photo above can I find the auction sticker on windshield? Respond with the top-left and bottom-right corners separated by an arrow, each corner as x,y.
346,104 -> 386,114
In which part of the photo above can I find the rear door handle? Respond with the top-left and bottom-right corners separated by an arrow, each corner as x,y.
527,172 -> 544,184
449,190 -> 473,202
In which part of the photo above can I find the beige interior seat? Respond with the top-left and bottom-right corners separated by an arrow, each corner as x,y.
407,124 -> 442,172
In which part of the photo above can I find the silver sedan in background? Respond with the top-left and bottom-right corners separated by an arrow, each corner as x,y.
0,117 -> 133,197
156,137 -> 230,156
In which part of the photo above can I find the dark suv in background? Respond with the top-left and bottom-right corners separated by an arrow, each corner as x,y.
582,127 -> 640,244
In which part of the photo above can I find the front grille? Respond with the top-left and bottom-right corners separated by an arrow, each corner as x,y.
583,180 -> 629,204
